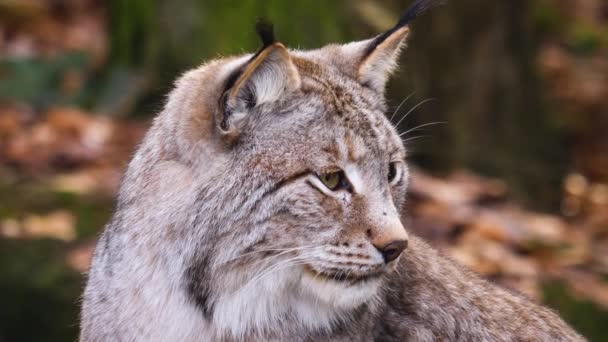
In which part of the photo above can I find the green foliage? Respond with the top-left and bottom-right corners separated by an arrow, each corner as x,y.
105,0 -> 359,75
533,0 -> 564,34
102,0 -> 361,116
567,24 -> 604,56
0,179 -> 113,238
0,239 -> 81,342
0,53 -> 88,107
543,282 -> 608,341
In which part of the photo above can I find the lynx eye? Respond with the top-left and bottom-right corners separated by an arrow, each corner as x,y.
388,162 -> 399,184
318,171 -> 350,191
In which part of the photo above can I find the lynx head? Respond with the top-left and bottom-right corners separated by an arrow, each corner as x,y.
131,0 -> 442,337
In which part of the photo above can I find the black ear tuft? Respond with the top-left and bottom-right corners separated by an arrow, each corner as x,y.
396,0 -> 446,28
365,0 -> 446,55
222,19 -> 278,101
255,18 -> 276,48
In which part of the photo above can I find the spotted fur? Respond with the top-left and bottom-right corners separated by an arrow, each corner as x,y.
80,3 -> 584,341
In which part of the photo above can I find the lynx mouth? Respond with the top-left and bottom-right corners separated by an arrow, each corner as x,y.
300,264 -> 383,309
303,265 -> 383,285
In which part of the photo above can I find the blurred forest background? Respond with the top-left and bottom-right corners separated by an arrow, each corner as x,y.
1,0 -> 607,340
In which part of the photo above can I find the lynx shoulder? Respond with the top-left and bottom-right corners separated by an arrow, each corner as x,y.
80,1 -> 584,341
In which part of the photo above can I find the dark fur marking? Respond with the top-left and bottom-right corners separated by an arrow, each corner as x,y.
251,170 -> 311,212
101,216 -> 124,278
255,19 -> 276,48
305,180 -> 325,197
364,0 -> 445,56
324,302 -> 370,337
185,251 -> 214,319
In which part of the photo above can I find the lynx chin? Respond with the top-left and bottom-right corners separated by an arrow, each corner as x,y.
80,0 -> 584,341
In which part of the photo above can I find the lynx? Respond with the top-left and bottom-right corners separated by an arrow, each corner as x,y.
80,1 -> 584,341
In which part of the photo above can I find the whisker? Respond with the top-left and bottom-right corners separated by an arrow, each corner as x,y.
394,98 -> 435,128
240,261 -> 297,292
332,268 -> 340,283
402,135 -> 430,143
243,250 -> 320,286
247,246 -> 329,276
219,245 -> 319,266
312,269 -> 322,307
345,269 -> 354,284
389,92 -> 416,121
240,255 -> 317,292
399,121 -> 446,138
244,249 -> 309,272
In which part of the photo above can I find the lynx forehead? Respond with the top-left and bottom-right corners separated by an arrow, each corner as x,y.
80,1 -> 584,341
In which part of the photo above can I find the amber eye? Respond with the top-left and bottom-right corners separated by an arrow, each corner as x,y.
388,162 -> 398,183
318,171 -> 350,191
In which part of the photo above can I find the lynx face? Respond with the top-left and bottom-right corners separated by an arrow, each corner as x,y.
276,106 -> 409,310
221,64 -> 409,307
174,24 -> 416,335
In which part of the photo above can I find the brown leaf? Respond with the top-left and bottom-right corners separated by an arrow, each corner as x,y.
22,210 -> 76,242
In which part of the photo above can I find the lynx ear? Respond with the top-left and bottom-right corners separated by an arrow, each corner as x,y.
220,21 -> 300,135
353,0 -> 445,92
357,27 -> 410,91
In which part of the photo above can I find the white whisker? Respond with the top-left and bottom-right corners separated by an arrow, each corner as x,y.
241,257 -> 316,293
237,249 -> 321,293
399,121 -> 446,138
219,245 -> 319,266
394,98 -> 435,128
389,92 -> 416,121
402,135 -> 430,143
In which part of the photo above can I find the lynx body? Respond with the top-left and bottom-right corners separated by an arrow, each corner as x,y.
80,1 -> 584,341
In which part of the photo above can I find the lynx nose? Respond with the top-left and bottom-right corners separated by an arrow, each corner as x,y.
375,240 -> 408,263
371,216 -> 408,263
